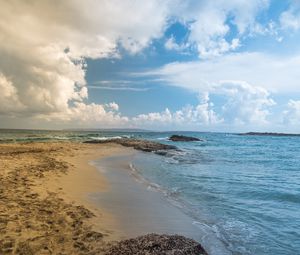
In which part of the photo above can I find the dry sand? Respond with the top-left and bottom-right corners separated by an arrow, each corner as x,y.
0,142 -> 131,254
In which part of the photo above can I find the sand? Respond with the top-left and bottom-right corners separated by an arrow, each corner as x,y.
0,142 -> 130,254
0,141 -> 207,255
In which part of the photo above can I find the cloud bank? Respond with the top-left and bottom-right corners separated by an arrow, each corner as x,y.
0,0 -> 172,123
144,52 -> 300,93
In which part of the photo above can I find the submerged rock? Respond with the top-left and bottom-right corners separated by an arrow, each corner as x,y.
104,233 -> 208,255
84,138 -> 178,153
169,135 -> 202,142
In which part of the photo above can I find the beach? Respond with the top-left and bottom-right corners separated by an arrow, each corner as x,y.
1,131 -> 299,255
0,141 -> 207,254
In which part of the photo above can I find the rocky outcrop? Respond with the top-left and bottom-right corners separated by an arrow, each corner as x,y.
239,132 -> 300,137
84,138 -> 178,153
169,135 -> 202,142
104,233 -> 208,255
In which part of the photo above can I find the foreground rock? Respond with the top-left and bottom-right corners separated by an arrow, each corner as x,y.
84,138 -> 178,153
104,234 -> 207,255
169,135 -> 202,142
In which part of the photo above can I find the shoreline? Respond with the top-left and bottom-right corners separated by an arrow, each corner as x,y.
92,152 -> 231,255
40,142 -> 134,241
0,141 -> 207,254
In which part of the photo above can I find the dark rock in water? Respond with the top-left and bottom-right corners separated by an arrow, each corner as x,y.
84,138 -> 178,153
104,234 -> 208,255
239,132 -> 300,137
169,135 -> 202,142
154,150 -> 169,156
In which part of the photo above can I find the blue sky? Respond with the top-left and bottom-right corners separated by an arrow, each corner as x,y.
1,0 -> 300,131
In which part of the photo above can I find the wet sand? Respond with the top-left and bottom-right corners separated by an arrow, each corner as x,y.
91,154 -> 230,255
91,154 -> 203,240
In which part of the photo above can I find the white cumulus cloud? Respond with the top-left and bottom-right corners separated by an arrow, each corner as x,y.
215,81 -> 275,125
0,0 -> 174,125
0,0 -> 296,130
133,92 -> 221,129
36,102 -> 128,127
280,0 -> 300,30
283,100 -> 300,125
0,73 -> 25,113
171,0 -> 269,57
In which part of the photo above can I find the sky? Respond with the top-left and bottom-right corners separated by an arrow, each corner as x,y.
1,0 -> 300,132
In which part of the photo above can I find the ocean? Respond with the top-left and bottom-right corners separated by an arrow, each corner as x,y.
1,129 -> 299,255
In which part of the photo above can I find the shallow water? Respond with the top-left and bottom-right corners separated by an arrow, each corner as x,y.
130,133 -> 300,255
1,129 -> 300,254
91,154 -> 231,255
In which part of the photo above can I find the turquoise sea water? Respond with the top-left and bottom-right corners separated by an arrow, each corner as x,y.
1,129 -> 299,254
